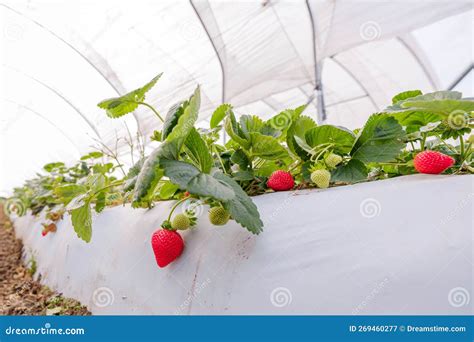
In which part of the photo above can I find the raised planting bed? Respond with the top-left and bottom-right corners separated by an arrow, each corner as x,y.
12,174 -> 472,315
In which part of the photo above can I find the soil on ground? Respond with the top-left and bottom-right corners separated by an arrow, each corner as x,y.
0,208 -> 90,315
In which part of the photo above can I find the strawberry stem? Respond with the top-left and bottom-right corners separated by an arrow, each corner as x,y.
136,102 -> 164,122
420,133 -> 427,151
167,197 -> 189,222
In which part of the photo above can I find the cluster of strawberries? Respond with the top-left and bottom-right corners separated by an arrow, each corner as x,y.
151,198 -> 230,268
150,150 -> 455,268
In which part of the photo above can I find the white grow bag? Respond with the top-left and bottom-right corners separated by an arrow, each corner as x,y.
12,175 -> 473,315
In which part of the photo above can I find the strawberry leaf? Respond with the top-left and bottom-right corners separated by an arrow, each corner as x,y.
160,160 -> 200,188
97,73 -> 162,118
184,128 -> 213,173
286,115 -> 317,160
162,101 -> 187,140
391,90 -> 422,104
160,160 -> 234,201
165,86 -> 201,146
249,132 -> 289,160
158,181 -> 180,199
305,125 -> 355,154
71,201 -> 92,242
213,172 -> 263,234
132,144 -> 172,206
225,110 -> 251,149
386,91 -> 474,117
331,159 -> 367,183
351,114 -> 405,163
210,104 -> 232,129
391,112 -> 443,134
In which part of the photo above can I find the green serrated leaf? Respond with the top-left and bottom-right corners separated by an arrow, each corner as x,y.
231,149 -> 251,171
54,184 -> 87,203
210,104 -> 232,128
401,99 -> 474,116
160,159 -> 201,189
97,73 -> 162,118
151,130 -> 162,142
186,173 -> 235,201
213,172 -> 263,234
351,114 -> 405,163
123,176 -> 137,192
224,111 -> 251,149
404,91 -> 462,101
132,144 -> 172,205
71,201 -> 92,242
162,101 -> 186,140
391,112 -> 443,134
232,170 -> 254,181
391,90 -> 422,104
166,86 -> 201,146
259,124 -> 281,138
80,152 -> 104,160
127,158 -> 145,178
43,162 -> 65,172
161,160 -> 235,200
95,192 -> 106,213
386,91 -> 474,118
294,135 -> 315,154
86,174 -> 106,192
240,115 -> 264,139
331,159 -> 368,183
66,193 -> 90,211
92,163 -> 114,174
305,125 -> 355,154
159,181 -> 180,199
185,128 -> 213,173
287,115 -> 317,160
249,132 -> 289,160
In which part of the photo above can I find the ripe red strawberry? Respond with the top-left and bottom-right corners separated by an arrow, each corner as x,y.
151,229 -> 184,268
267,170 -> 294,191
414,150 -> 455,174
41,229 -> 48,237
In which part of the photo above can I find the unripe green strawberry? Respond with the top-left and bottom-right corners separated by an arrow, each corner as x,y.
325,153 -> 343,168
311,169 -> 331,188
209,207 -> 230,226
171,213 -> 191,230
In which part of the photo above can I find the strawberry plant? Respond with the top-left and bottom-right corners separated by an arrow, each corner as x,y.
5,74 -> 473,268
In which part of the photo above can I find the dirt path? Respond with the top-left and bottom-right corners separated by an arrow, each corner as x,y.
0,210 -> 90,315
